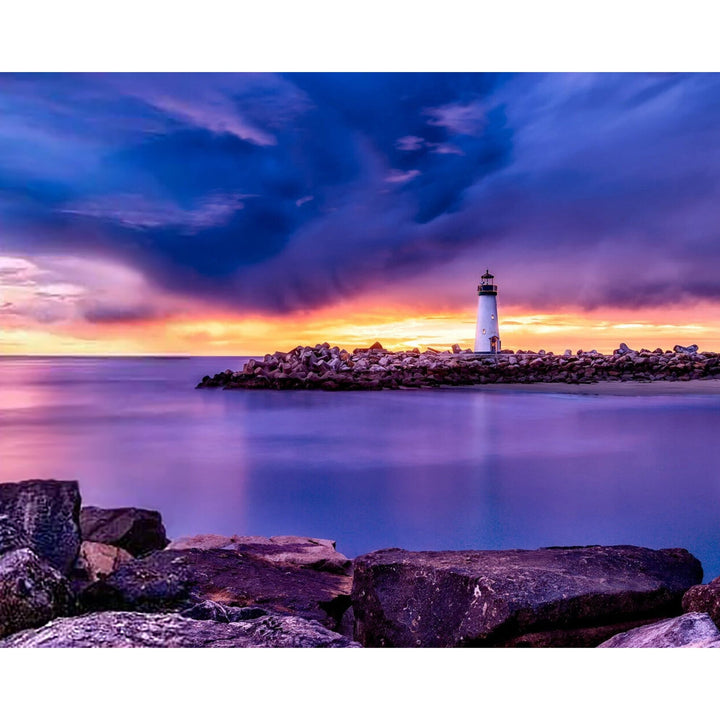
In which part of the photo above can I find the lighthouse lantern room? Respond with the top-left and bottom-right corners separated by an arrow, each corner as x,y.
474,270 -> 501,354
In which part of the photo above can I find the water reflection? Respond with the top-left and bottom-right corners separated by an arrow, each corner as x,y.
1,356 -> 720,577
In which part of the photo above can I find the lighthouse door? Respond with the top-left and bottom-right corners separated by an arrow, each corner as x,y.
490,336 -> 499,353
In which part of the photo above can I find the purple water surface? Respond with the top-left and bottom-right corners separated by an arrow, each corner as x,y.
1,356 -> 720,578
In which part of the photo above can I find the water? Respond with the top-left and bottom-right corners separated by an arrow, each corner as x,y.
2,356 -> 720,578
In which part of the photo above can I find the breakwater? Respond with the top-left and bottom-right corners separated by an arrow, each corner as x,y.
197,342 -> 720,391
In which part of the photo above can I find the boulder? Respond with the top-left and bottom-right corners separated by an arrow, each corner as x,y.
75,541 -> 133,583
0,609 -> 360,648
599,613 -> 720,648
0,480 -> 81,574
682,576 -> 720,624
0,548 -> 74,638
80,506 -> 169,556
352,545 -> 703,647
165,534 -> 351,575
80,548 -> 352,631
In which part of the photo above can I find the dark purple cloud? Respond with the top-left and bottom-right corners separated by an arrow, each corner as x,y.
80,302 -> 163,324
2,72 -> 720,315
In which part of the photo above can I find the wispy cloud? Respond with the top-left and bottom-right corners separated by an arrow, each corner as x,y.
137,93 -> 276,146
385,169 -> 421,184
62,192 -> 250,232
396,135 -> 425,151
429,142 -> 464,155
424,100 -> 487,135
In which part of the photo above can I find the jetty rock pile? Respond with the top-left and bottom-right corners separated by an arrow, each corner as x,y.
2,479 -> 720,648
197,342 -> 720,391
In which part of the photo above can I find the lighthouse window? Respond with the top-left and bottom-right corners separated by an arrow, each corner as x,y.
482,329 -> 486,334
491,314 -> 495,320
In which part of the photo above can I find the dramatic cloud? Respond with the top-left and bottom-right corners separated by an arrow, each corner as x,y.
2,71 -> 720,331
0,253 -> 181,330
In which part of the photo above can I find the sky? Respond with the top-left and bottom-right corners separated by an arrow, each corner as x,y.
1,72 -> 720,355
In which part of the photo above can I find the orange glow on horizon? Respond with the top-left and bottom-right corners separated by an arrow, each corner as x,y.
2,297 -> 720,357
3,252 -> 718,356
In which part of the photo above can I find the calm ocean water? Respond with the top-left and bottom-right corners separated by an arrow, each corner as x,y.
2,356 -> 720,578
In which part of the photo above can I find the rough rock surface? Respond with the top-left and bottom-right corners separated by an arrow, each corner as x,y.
80,506 -> 169,557
0,480 -> 81,573
352,545 -> 703,647
197,343 -> 720,391
166,534 -> 351,575
0,548 -> 73,638
0,609 -> 360,648
75,541 -> 133,583
179,599 -> 269,622
0,514 -> 29,556
599,612 -> 720,648
80,548 -> 352,630
682,576 -> 720,625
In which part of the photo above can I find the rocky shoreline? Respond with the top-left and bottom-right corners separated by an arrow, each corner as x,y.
196,342 -> 720,391
2,479 -> 720,647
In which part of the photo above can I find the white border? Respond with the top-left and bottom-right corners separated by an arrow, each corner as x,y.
2,0 -> 719,71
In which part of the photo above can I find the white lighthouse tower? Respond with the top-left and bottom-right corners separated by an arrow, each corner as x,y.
474,269 -> 501,353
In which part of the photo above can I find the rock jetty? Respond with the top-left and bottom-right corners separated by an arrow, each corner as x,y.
2,479 -> 720,648
196,342 -> 720,391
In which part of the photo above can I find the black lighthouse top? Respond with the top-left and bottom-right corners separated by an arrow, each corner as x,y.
478,269 -> 498,295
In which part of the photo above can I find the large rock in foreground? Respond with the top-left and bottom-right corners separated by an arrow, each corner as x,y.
599,613 -> 720,648
166,534 -> 351,575
0,609 -> 359,648
681,576 -> 720,625
80,548 -> 352,630
0,548 -> 73,638
0,480 -> 81,574
352,545 -> 703,647
80,506 -> 169,557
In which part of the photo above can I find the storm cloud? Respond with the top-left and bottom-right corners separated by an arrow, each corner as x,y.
2,72 -> 720,315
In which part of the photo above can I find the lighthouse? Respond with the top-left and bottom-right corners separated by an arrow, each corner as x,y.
474,270 -> 501,353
